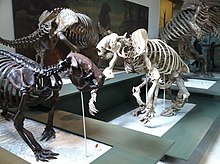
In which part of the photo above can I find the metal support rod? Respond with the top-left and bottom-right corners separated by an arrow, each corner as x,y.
145,75 -> 148,104
80,91 -> 88,157
163,74 -> 166,109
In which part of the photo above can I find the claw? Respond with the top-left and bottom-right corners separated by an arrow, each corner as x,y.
41,128 -> 55,141
132,106 -> 146,117
160,107 -> 179,117
1,112 -> 14,121
89,89 -> 99,116
35,149 -> 59,162
88,101 -> 99,116
138,108 -> 155,124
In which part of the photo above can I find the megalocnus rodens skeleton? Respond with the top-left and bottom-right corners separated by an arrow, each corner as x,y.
0,49 -> 105,162
96,28 -> 190,123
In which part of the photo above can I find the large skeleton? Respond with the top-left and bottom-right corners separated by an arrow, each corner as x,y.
96,29 -> 190,123
160,0 -> 220,75
0,49 -> 104,162
0,7 -> 100,64
0,7 -> 105,115
178,34 -> 207,73
161,0 -> 220,41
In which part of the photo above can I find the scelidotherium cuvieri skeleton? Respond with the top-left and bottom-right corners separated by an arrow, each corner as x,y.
0,7 -> 100,65
96,28 -> 190,123
0,49 -> 104,162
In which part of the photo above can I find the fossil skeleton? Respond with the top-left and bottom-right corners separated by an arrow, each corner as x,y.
0,49 -> 104,162
160,1 -> 220,75
178,34 -> 207,73
160,1 -> 220,41
96,29 -> 190,123
0,7 -> 100,65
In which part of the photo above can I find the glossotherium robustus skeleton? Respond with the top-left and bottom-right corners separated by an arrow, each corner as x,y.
96,29 -> 190,123
160,1 -> 220,75
0,7 -> 101,65
0,49 -> 104,162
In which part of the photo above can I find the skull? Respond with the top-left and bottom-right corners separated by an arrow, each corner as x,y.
131,28 -> 148,55
96,33 -> 122,60
53,9 -> 79,36
66,52 -> 105,92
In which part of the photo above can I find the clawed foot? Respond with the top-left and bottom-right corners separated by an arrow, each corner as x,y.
34,149 -> 59,162
139,108 -> 155,124
88,89 -> 99,116
41,128 -> 55,141
1,112 -> 14,121
160,107 -> 180,117
89,101 -> 99,116
132,105 -> 146,117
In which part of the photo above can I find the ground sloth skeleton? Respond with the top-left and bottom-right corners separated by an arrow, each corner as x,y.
160,1 -> 220,75
0,7 -> 101,64
0,49 -> 104,162
96,29 -> 190,123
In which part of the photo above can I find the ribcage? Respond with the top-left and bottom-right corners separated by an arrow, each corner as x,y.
0,51 -> 24,106
64,12 -> 99,49
0,49 -> 51,107
147,39 -> 189,74
124,39 -> 189,75
205,6 -> 220,36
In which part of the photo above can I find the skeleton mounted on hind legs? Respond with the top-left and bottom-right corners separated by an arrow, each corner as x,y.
0,49 -> 105,162
160,1 -> 220,76
96,28 -> 190,123
0,7 -> 105,125
0,8 -> 100,62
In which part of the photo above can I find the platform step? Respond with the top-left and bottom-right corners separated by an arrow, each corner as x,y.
162,95 -> 220,160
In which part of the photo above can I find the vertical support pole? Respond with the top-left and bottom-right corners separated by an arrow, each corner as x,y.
80,92 -> 88,157
163,74 -> 166,109
145,75 -> 148,104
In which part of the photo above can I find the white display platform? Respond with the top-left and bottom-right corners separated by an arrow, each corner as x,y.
183,79 -> 216,89
212,72 -> 220,79
0,116 -> 111,164
172,78 -> 216,90
110,99 -> 196,137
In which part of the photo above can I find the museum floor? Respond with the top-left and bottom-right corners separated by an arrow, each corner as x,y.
158,112 -> 220,164
1,72 -> 220,163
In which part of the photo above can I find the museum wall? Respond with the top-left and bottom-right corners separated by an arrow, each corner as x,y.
127,0 -> 160,38
0,0 -> 15,51
0,0 -> 160,51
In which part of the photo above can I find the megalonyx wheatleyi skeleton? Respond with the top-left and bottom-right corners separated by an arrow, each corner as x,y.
0,49 -> 105,162
160,1 -> 220,75
96,28 -> 190,123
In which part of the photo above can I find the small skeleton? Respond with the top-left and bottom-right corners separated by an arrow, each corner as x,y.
96,29 -> 190,123
0,49 -> 104,162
